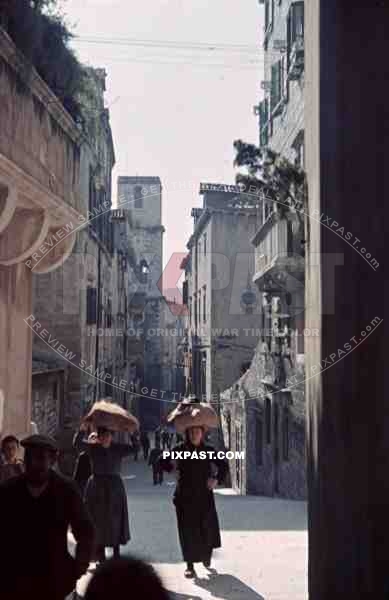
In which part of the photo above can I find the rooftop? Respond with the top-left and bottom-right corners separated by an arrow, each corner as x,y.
118,176 -> 161,183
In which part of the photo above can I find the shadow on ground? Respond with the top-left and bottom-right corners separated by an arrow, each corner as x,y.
167,592 -> 202,600
193,572 -> 265,600
118,459 -> 307,565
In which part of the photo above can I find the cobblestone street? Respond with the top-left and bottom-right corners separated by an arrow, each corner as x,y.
76,457 -> 308,600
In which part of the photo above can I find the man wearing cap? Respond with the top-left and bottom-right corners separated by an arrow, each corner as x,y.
0,434 -> 95,599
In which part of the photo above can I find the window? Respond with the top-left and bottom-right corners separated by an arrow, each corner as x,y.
139,260 -> 149,284
270,60 -> 283,115
283,406 -> 289,460
106,299 -> 112,328
294,134 -> 305,167
264,0 -> 275,37
259,98 -> 269,147
194,293 -> 197,327
198,290 -> 201,325
86,287 -> 97,324
203,233 -> 207,256
265,397 -> 271,443
188,296 -> 192,323
182,280 -> 188,305
287,2 -> 304,77
52,381 -> 58,402
134,186 -> 143,209
255,417 -> 263,466
203,286 -> 206,323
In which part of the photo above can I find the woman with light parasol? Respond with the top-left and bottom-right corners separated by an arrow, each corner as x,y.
73,400 -> 139,563
159,395 -> 228,578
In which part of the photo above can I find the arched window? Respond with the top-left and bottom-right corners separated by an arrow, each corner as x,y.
134,185 -> 143,208
265,397 -> 271,444
139,260 -> 149,284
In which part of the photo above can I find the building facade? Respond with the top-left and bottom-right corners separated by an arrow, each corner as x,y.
32,67 -> 116,472
117,176 -> 164,430
221,0 -> 307,499
159,298 -> 188,419
0,27 -> 84,440
182,184 -> 261,445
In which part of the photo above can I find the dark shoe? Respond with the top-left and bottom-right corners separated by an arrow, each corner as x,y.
184,564 -> 195,578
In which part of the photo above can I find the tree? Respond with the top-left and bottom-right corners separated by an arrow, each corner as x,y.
233,140 -> 307,218
0,0 -> 85,122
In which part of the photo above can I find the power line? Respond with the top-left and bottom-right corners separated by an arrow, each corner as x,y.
78,55 -> 261,70
73,35 -> 260,55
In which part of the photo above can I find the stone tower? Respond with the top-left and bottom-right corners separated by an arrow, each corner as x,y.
117,176 -> 164,430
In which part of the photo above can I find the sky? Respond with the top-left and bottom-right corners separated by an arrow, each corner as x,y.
65,0 -> 264,267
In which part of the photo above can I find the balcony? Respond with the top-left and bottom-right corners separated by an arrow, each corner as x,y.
288,37 -> 304,81
252,214 -> 304,292
0,27 -> 85,272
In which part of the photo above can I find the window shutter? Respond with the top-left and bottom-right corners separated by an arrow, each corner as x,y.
271,61 -> 282,113
287,10 -> 291,72
87,288 -> 97,324
271,63 -> 277,112
265,97 -> 272,139
259,101 -> 265,147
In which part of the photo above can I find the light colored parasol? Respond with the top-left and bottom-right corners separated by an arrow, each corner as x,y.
167,396 -> 218,433
81,400 -> 139,433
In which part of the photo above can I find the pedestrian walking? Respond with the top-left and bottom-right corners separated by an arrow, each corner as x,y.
161,396 -> 227,578
148,442 -> 163,485
84,556 -> 170,600
73,425 -> 132,563
0,435 -> 24,482
131,430 -> 140,461
162,429 -> 170,450
0,434 -> 95,600
140,431 -> 150,460
154,427 -> 161,447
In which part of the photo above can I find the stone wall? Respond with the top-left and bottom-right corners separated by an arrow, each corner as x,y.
221,336 -> 306,500
31,370 -> 65,438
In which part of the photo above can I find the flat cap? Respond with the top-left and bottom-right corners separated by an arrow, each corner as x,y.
21,434 -> 58,452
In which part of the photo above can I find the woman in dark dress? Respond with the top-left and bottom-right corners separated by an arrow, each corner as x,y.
160,425 -> 227,578
73,425 -> 133,562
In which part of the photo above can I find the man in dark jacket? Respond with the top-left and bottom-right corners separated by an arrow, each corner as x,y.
0,434 -> 95,600
140,431 -> 150,460
148,442 -> 163,485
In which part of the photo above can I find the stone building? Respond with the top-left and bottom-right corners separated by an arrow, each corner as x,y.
0,26 -> 84,439
110,207 -> 145,416
31,350 -> 69,438
220,0 -> 306,498
181,183 -> 261,444
117,176 -> 164,430
159,298 -> 188,419
32,67 -> 116,471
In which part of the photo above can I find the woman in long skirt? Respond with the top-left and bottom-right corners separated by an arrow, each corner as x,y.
73,425 -> 132,562
160,425 -> 227,578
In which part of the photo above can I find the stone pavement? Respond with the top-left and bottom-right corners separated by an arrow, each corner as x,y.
74,456 -> 308,600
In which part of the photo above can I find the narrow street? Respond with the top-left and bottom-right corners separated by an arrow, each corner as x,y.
76,456 -> 308,600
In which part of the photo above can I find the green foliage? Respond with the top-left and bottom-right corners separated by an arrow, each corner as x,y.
233,140 -> 307,217
0,0 -> 85,122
